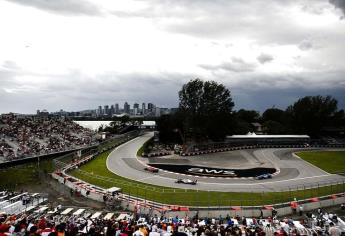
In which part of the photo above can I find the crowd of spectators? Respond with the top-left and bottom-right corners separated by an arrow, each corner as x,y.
0,114 -> 96,161
0,140 -> 13,159
1,198 -> 345,236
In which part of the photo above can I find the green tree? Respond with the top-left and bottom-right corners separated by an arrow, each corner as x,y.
286,95 -> 338,136
119,115 -> 130,125
262,108 -> 285,123
263,120 -> 286,134
157,113 -> 183,144
231,109 -> 260,134
235,109 -> 260,123
261,108 -> 288,134
178,79 -> 234,141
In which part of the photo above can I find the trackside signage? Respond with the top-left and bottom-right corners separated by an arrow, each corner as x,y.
187,168 -> 236,177
149,164 -> 276,178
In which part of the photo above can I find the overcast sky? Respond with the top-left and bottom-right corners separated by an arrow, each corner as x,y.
1,0 -> 345,114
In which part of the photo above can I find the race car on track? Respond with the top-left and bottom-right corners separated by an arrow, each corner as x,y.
256,173 -> 272,180
144,166 -> 159,173
175,178 -> 197,185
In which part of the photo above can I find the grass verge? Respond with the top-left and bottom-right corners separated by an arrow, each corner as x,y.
136,138 -> 153,157
296,151 -> 345,174
0,160 -> 54,190
69,150 -> 345,206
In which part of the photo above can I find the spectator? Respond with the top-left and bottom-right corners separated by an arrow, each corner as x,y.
0,114 -> 96,161
329,222 -> 341,236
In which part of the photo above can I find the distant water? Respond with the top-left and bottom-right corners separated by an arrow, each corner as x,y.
74,120 -> 112,130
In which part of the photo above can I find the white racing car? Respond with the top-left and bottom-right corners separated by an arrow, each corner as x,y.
175,178 -> 198,185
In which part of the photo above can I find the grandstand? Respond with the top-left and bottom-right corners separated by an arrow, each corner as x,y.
0,191 -> 47,215
0,190 -> 345,235
0,114 -> 97,162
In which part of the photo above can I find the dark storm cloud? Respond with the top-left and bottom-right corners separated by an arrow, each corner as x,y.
221,70 -> 345,92
77,72 -> 191,107
233,87 -> 345,112
0,68 -> 193,113
200,58 -> 256,73
329,0 -> 345,16
2,64 -> 345,113
256,54 -> 274,64
1,0 -> 345,114
6,0 -> 102,16
210,68 -> 345,112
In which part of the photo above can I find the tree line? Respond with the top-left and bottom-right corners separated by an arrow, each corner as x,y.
157,79 -> 345,144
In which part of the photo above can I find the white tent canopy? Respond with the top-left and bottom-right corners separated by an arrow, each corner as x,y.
106,187 -> 121,193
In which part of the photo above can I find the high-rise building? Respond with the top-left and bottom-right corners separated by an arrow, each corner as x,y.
142,103 -> 146,115
124,102 -> 130,114
133,103 -> 139,115
97,106 -> 102,116
110,105 -> 115,116
148,103 -> 154,112
104,105 -> 109,115
115,103 -> 119,114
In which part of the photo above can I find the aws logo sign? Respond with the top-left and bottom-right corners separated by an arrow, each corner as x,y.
187,168 -> 237,177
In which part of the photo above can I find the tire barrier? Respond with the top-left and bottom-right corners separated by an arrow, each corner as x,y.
180,144 -> 345,156
142,152 -> 172,158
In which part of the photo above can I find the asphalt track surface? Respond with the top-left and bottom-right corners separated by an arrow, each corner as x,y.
106,132 -> 345,192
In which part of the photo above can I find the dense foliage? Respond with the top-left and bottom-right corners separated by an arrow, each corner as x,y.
286,96 -> 341,136
157,79 -> 345,143
178,79 -> 234,141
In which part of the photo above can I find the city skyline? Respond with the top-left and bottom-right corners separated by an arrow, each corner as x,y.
1,0 -> 345,114
31,101 -> 173,117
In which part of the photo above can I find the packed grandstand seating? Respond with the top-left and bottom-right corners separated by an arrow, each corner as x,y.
0,114 -> 96,161
0,191 -> 345,236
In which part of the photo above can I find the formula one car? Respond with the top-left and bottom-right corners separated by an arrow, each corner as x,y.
256,173 -> 272,180
144,166 -> 159,173
175,178 -> 197,185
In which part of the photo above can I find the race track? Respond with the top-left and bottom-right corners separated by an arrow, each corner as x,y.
106,132 -> 345,192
